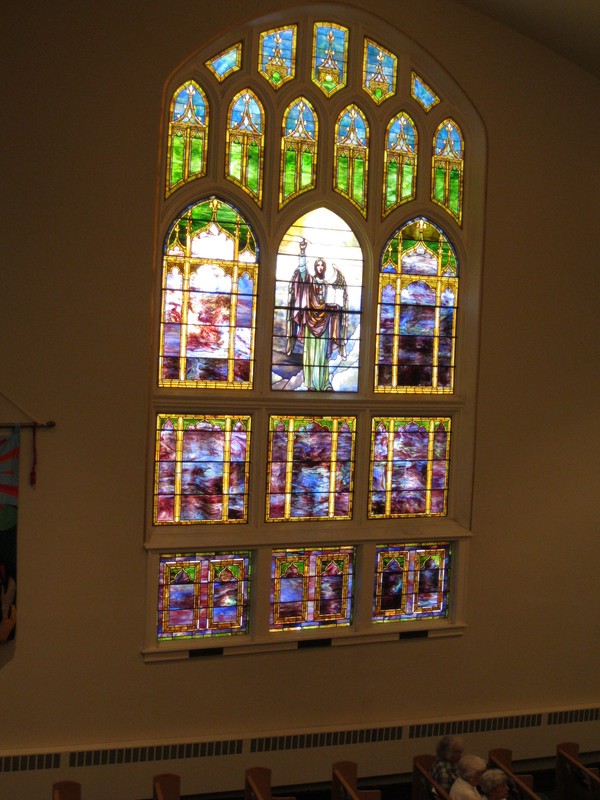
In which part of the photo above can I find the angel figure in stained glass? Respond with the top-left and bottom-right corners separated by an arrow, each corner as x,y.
286,238 -> 348,391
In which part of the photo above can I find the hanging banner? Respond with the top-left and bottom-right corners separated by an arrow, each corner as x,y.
0,426 -> 19,643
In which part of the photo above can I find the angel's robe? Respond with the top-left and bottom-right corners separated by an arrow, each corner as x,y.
286,254 -> 348,390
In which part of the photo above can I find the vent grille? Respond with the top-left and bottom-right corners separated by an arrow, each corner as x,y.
250,726 -> 403,753
409,714 -> 543,739
68,739 -> 243,768
547,707 -> 600,726
0,753 -> 61,773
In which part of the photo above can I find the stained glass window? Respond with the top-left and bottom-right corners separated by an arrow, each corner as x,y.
368,416 -> 451,518
158,197 -> 258,389
334,105 -> 369,214
270,546 -> 354,630
166,82 -> 208,195
373,543 -> 450,622
411,71 -> 440,111
206,43 -> 242,81
312,23 -> 348,96
280,97 -> 318,206
363,39 -> 397,104
226,90 -> 264,203
259,26 -> 297,88
432,118 -> 464,223
151,11 -> 484,653
267,415 -> 356,521
154,414 -> 251,524
158,551 -> 251,639
375,217 -> 458,393
272,208 -> 363,392
383,112 -> 417,214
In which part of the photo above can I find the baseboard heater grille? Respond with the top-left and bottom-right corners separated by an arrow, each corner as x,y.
67,739 -> 243,769
0,753 -> 61,773
250,726 -> 403,753
409,713 -> 543,739
547,707 -> 600,726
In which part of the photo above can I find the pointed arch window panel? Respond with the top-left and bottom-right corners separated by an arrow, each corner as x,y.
226,90 -> 265,203
362,38 -> 397,104
154,414 -> 251,524
312,23 -> 348,96
280,97 -> 318,207
432,118 -> 464,223
166,82 -> 208,195
368,416 -> 451,518
272,208 -> 363,392
373,543 -> 451,622
375,217 -> 459,393
157,551 -> 252,640
266,415 -> 356,522
158,197 -> 258,389
270,546 -> 354,631
259,26 -> 297,88
334,105 -> 369,214
383,112 -> 417,215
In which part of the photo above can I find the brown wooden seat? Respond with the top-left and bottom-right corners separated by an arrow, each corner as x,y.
331,761 -> 381,800
52,781 -> 81,800
411,754 -> 451,800
245,767 -> 296,800
153,773 -> 181,800
488,748 -> 541,800
555,742 -> 600,800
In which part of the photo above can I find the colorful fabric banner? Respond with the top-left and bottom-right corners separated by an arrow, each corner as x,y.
0,426 -> 19,643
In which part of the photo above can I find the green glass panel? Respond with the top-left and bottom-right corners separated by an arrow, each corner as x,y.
170,133 -> 185,186
300,150 -> 313,189
434,166 -> 446,203
401,163 -> 414,200
449,168 -> 460,216
247,141 -> 260,194
353,157 -> 365,207
283,148 -> 297,198
385,162 -> 398,209
229,140 -> 243,182
189,135 -> 203,175
337,154 -> 349,193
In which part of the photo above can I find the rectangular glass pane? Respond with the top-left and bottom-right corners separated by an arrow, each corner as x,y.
158,551 -> 251,639
267,415 -> 356,521
373,543 -> 451,622
271,546 -> 354,631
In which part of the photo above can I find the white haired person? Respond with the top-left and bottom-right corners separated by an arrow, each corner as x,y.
429,735 -> 465,794
449,754 -> 487,799
479,769 -> 509,800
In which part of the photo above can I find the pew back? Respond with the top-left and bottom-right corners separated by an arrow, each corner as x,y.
245,767 -> 296,800
555,742 -> 600,800
153,772 -> 181,800
411,754 -> 451,800
331,761 -> 381,800
488,748 -> 541,800
52,781 -> 81,800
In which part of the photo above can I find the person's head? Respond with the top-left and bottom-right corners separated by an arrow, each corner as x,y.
435,735 -> 465,763
480,769 -> 508,800
457,754 -> 487,786
314,257 -> 326,277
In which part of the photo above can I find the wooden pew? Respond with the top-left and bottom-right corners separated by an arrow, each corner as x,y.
52,782 -> 81,800
154,772 -> 181,800
555,742 -> 600,800
488,748 -> 541,800
411,754 -> 451,800
245,767 -> 296,800
331,761 -> 381,800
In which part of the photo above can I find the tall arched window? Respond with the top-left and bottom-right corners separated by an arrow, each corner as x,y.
145,4 -> 485,658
